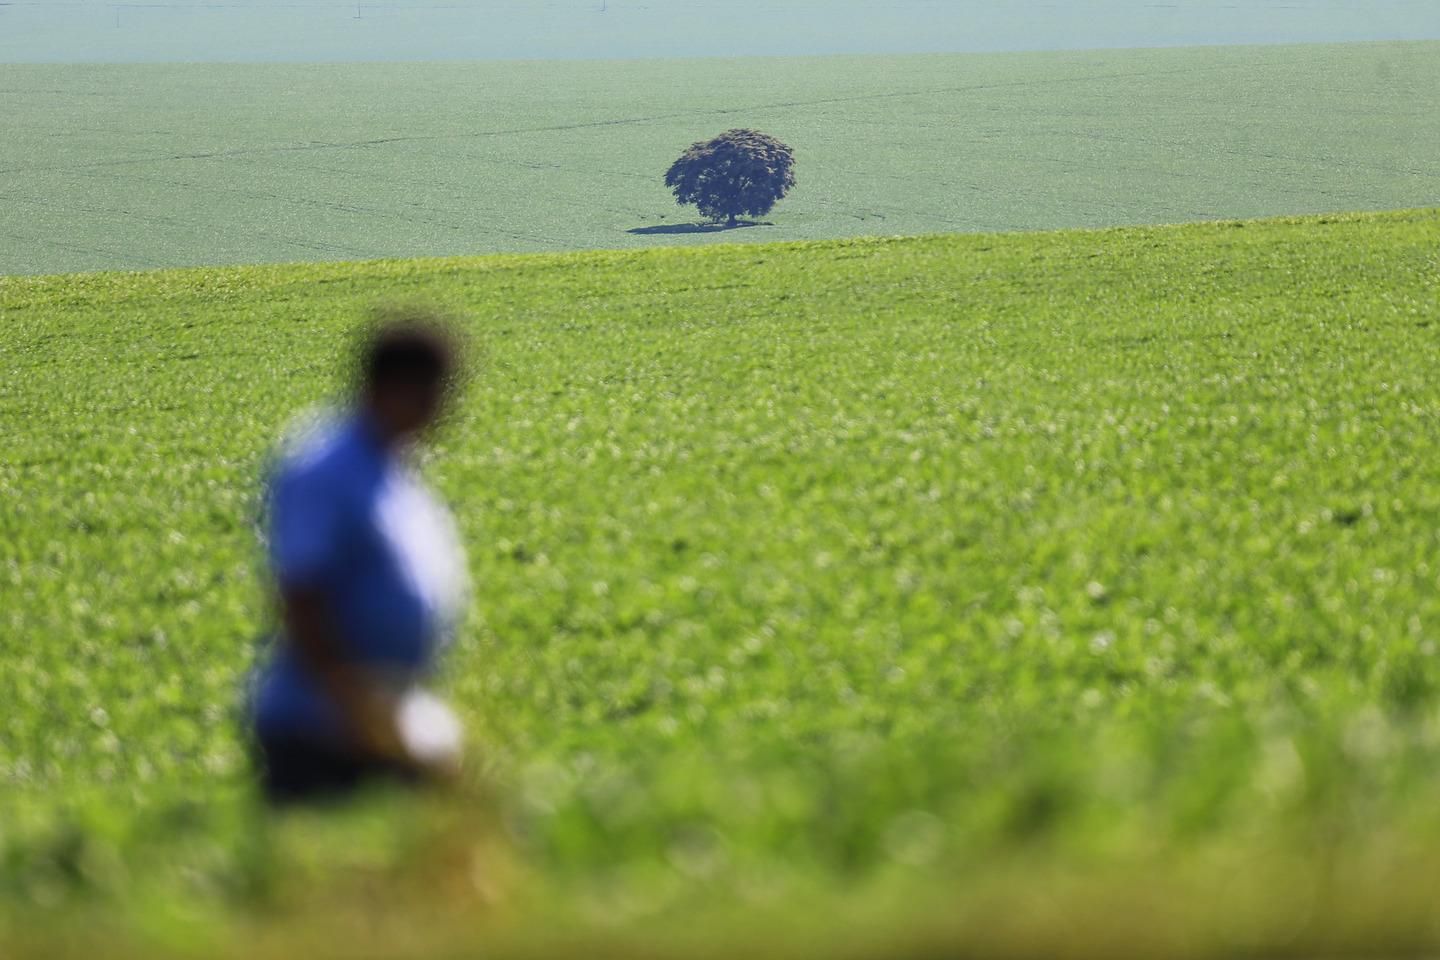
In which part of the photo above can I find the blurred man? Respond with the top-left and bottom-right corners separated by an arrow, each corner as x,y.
248,313 -> 469,805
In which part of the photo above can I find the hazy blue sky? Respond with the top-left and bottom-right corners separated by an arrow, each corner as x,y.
2,1 -> 1438,63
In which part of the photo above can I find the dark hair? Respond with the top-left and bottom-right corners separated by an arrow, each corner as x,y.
360,313 -> 458,392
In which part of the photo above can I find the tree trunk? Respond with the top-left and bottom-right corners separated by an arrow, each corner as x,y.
727,213 -> 737,228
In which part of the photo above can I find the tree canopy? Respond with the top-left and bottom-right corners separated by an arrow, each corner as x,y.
664,129 -> 797,226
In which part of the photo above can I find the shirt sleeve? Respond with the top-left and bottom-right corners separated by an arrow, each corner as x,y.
268,464 -> 349,588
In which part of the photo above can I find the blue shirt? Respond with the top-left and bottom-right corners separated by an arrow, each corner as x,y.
251,412 -> 467,742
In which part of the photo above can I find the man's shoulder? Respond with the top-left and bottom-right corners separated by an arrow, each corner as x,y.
274,410 -> 380,493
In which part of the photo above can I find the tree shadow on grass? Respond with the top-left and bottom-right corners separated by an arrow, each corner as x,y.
627,220 -> 771,236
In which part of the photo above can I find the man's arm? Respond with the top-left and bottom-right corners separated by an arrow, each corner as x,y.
280,584 -> 411,766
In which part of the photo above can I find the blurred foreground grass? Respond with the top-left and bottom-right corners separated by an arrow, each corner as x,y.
3,209 -> 1440,955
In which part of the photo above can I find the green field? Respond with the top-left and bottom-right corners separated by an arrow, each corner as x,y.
4,41 -> 1438,276
4,208 -> 1440,956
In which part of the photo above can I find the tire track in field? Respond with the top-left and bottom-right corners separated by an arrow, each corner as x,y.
1020,125 -> 1440,182
180,154 -> 602,244
198,150 -> 662,240
16,147 -> 644,261
772,149 -> 1217,226
0,58 -> 1283,178
799,117 -> 1433,223
792,195 -> 1030,232
220,149 -> 652,219
788,145 -> 1216,224
808,110 -> 1440,184
0,228 -> 159,270
1015,148 -> 1430,214
67,164 -> 582,250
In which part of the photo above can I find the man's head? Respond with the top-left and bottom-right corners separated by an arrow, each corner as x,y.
358,311 -> 461,445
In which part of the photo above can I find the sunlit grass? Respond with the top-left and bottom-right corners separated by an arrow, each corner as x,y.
3,208 -> 1440,955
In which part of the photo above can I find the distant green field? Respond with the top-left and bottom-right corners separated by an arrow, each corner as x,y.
4,209 -> 1440,957
3,41 -> 1437,275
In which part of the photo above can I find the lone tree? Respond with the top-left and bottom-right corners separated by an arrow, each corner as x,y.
665,129 -> 796,227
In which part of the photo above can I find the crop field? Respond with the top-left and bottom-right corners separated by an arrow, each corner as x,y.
3,208 -> 1440,957
3,41 -> 1438,276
